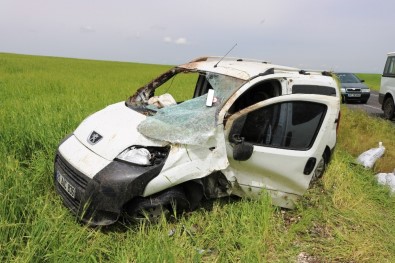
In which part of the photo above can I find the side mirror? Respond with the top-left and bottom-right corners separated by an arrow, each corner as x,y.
360,79 -> 365,83
232,135 -> 254,161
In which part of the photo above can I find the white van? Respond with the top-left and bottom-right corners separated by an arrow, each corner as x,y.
54,57 -> 340,225
379,52 -> 395,119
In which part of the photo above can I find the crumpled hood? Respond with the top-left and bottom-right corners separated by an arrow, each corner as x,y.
73,102 -> 167,161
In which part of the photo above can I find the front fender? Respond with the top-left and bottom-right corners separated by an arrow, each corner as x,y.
77,149 -> 169,225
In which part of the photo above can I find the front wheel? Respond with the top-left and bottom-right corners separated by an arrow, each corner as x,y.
383,97 -> 395,120
125,186 -> 189,224
128,200 -> 171,224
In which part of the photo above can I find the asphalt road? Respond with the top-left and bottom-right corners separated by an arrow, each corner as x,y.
344,91 -> 387,119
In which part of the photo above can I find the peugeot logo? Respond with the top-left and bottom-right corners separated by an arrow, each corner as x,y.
88,131 -> 103,145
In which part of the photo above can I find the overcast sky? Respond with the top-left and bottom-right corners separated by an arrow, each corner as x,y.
1,0 -> 394,73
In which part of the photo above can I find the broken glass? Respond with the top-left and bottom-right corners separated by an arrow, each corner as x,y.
137,73 -> 246,145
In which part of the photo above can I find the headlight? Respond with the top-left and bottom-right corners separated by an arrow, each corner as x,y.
340,88 -> 346,94
362,88 -> 370,93
116,147 -> 152,165
116,146 -> 169,166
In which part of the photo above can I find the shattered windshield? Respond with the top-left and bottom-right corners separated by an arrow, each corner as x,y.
137,72 -> 246,145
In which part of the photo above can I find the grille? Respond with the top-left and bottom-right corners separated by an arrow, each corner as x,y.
56,183 -> 80,213
55,155 -> 88,189
346,88 -> 361,92
54,154 -> 90,213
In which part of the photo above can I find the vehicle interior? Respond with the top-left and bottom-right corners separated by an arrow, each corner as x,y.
230,101 -> 327,150
228,79 -> 282,114
193,74 -> 213,98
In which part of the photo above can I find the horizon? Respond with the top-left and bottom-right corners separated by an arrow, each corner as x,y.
1,0 -> 394,74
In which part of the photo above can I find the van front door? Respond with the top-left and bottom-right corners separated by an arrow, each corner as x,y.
223,94 -> 339,208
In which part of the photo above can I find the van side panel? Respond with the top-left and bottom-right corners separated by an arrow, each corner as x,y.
379,54 -> 395,105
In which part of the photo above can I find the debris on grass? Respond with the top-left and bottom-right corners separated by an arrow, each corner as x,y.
297,252 -> 319,263
356,142 -> 385,169
375,169 -> 395,194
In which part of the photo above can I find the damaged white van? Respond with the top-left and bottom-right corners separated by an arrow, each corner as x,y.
54,57 -> 340,225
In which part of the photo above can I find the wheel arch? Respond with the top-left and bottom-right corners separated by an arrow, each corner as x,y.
323,145 -> 332,163
382,92 -> 394,110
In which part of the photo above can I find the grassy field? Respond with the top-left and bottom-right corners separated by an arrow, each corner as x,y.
1,53 -> 394,262
356,73 -> 381,91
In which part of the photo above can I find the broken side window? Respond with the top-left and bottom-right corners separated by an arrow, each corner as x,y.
228,79 -> 282,113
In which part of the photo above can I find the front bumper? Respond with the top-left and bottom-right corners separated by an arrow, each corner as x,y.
54,150 -> 168,226
343,92 -> 370,101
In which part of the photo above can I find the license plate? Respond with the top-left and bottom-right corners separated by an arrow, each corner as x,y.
57,171 -> 76,198
348,93 -> 361,97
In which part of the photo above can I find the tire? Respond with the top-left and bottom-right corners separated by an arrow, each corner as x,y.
310,154 -> 328,186
313,157 -> 326,180
125,186 -> 189,224
383,97 -> 395,120
341,96 -> 346,104
128,200 -> 171,224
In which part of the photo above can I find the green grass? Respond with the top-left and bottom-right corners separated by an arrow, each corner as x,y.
356,73 -> 381,91
1,53 -> 395,262
338,106 -> 394,172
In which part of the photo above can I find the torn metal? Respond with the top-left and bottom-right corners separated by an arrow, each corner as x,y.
128,67 -> 185,105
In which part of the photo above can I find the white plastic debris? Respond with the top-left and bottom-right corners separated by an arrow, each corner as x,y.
148,93 -> 177,108
375,170 -> 395,194
356,142 -> 385,169
206,89 -> 215,106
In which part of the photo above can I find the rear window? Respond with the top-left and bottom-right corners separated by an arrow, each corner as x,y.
292,85 -> 337,96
